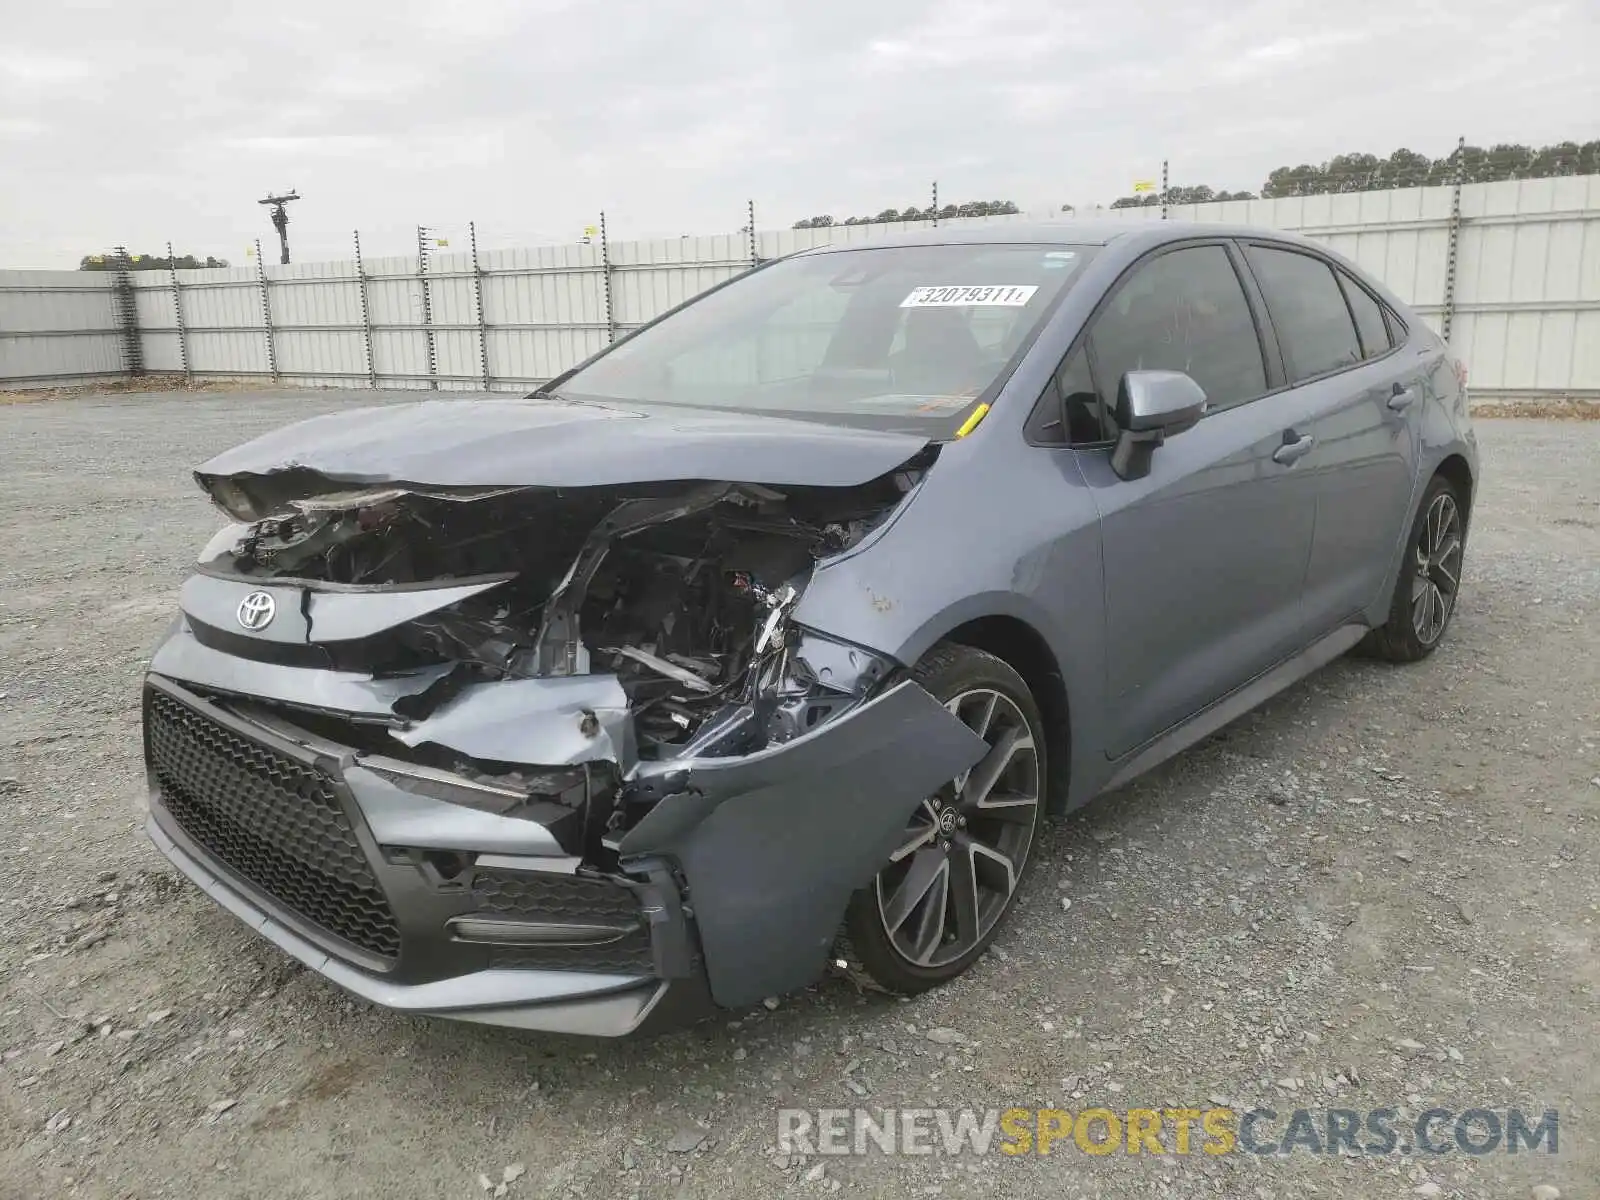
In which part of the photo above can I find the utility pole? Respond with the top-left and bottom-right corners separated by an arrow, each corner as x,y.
258,190 -> 300,264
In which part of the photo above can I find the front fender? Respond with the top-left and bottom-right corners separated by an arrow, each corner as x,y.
617,680 -> 988,1008
790,436 -> 1109,805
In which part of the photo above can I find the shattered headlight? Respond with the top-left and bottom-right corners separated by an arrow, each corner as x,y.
197,521 -> 254,565
204,478 -> 261,524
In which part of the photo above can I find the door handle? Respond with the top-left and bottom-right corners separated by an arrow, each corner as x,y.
1387,383 -> 1416,411
1272,432 -> 1315,466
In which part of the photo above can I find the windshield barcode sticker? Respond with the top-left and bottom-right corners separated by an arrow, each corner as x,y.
900,285 -> 1039,308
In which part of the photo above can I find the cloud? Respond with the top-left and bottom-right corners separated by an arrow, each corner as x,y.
0,51 -> 94,85
868,2 -> 1099,68
0,117 -> 48,138
218,135 -> 393,155
0,0 -> 1595,267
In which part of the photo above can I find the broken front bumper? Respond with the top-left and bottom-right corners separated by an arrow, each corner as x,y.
141,635 -> 985,1035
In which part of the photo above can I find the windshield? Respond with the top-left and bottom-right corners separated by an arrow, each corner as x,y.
552,242 -> 1096,436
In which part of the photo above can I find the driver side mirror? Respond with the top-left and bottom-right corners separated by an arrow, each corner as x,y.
1110,370 -> 1208,481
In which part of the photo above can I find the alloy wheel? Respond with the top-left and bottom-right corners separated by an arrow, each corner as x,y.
874,688 -> 1041,968
1412,491 -> 1463,646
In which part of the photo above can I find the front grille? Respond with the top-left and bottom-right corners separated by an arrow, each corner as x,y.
146,688 -> 401,961
472,869 -> 654,974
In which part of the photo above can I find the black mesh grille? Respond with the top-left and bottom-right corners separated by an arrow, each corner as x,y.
472,870 -> 654,974
146,689 -> 401,961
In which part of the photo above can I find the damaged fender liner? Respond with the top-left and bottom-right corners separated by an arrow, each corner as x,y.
616,680 -> 988,1009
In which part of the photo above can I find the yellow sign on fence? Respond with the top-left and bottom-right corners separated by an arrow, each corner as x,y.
1132,180 -> 1157,193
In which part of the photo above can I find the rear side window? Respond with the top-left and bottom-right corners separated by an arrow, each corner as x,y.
1246,246 -> 1362,381
1088,244 -> 1267,413
1338,271 -> 1392,359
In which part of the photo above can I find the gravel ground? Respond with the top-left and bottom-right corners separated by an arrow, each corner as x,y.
1,390 -> 1595,1200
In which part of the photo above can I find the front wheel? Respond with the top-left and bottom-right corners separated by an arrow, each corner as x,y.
839,643 -> 1046,995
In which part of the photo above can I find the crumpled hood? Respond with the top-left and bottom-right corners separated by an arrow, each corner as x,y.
194,398 -> 932,510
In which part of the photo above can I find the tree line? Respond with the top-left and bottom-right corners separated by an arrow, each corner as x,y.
793,199 -> 1020,229
79,252 -> 231,271
1108,186 -> 1257,209
1107,139 -> 1600,208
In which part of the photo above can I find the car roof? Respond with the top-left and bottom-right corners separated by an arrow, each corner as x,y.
798,219 -> 1322,253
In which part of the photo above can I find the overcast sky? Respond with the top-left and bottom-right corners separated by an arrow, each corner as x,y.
2,0 -> 1596,268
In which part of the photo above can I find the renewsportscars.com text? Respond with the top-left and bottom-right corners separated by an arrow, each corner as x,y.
777,1106 -> 1559,1157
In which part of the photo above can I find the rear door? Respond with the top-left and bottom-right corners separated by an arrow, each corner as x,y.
1241,244 -> 1429,634
1068,241 -> 1321,758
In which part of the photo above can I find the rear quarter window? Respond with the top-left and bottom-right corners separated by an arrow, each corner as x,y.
1337,271 -> 1392,359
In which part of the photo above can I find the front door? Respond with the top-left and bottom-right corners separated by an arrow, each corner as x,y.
1069,242 -> 1321,758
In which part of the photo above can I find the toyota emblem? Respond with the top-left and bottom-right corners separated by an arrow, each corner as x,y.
236,591 -> 277,632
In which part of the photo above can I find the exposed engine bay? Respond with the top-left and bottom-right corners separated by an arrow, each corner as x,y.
188,461 -> 929,856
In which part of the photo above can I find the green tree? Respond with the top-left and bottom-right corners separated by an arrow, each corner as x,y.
1261,163 -> 1324,198
1373,148 -> 1432,189
1528,141 -> 1581,176
79,250 -> 229,270
1324,153 -> 1382,192
1268,138 -> 1598,194
793,198 -> 1022,227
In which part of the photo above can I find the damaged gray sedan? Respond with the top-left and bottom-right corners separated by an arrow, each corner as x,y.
142,222 -> 1477,1035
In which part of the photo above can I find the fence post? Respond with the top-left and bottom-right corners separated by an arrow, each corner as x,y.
416,225 -> 438,389
470,221 -> 491,391
1161,159 -> 1170,221
353,230 -> 377,388
167,241 -> 190,382
1441,135 -> 1465,345
254,239 -> 279,382
600,211 -> 615,343
746,200 -> 757,268
110,246 -> 144,377
931,181 -> 938,227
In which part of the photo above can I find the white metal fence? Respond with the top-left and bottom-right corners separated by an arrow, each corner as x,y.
3,175 -> 1597,399
0,269 -> 127,386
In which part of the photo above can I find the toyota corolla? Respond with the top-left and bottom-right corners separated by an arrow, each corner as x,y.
141,222 -> 1476,1035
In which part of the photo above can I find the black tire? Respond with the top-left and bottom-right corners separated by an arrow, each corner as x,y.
838,643 -> 1047,995
1359,473 -> 1467,663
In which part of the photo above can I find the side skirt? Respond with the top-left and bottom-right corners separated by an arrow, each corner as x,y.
1100,622 -> 1368,795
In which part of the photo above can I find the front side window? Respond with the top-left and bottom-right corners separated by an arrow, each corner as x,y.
1247,246 -> 1362,381
1087,244 -> 1267,415
555,243 -> 1095,437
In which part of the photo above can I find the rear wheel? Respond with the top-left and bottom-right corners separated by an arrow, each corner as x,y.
839,644 -> 1046,995
1360,474 -> 1466,662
